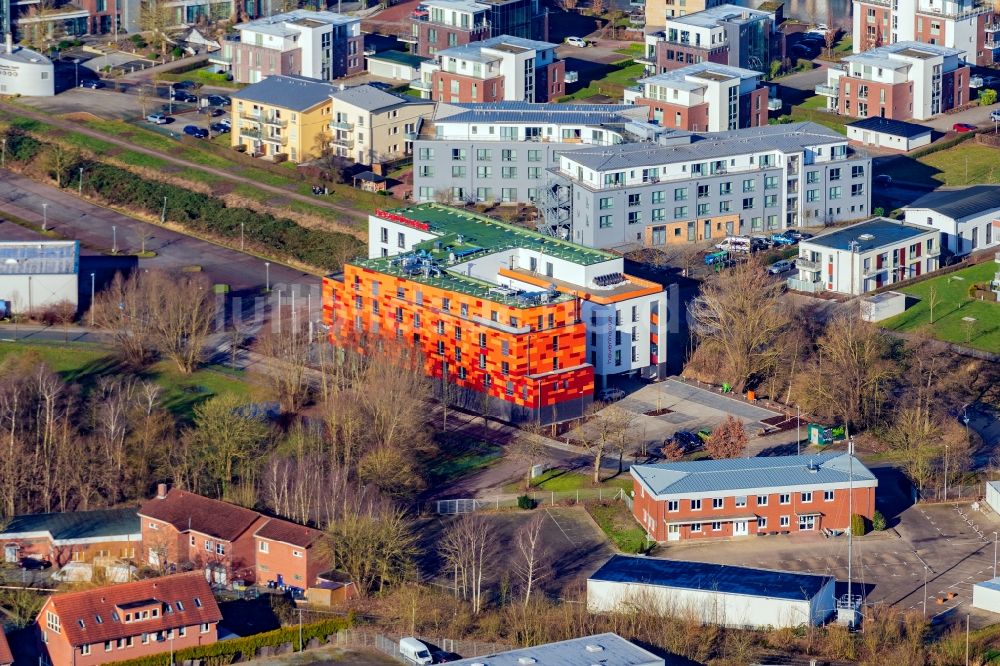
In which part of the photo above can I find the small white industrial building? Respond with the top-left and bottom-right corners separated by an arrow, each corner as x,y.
847,117 -> 932,152
903,185 -> 1000,257
447,633 -> 664,666
0,241 -> 79,316
588,555 -> 836,629
973,577 -> 1000,614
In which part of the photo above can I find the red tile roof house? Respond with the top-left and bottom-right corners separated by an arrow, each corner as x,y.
0,629 -> 12,666
631,453 -> 878,542
139,485 -> 329,591
36,571 -> 222,666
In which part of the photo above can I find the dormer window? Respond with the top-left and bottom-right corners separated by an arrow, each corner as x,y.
95,614 -> 103,624
194,597 -> 203,608
176,601 -> 185,611
78,619 -> 85,629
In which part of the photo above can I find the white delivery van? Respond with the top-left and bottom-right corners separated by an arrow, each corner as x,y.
399,637 -> 433,665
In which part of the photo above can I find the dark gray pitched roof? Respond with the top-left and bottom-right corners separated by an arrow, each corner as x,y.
232,75 -> 336,111
804,217 -> 933,252
331,84 -> 427,111
905,185 -> 1000,220
0,508 -> 139,542
848,116 -> 931,139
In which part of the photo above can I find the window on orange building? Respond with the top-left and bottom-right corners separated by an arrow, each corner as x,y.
501,341 -> 509,356
501,361 -> 509,376
479,354 -> 486,369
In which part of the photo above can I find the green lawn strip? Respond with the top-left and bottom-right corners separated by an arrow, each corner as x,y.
178,166 -> 226,185
0,340 -> 109,377
615,43 -> 644,56
61,131 -> 117,153
4,114 -> 56,133
179,147 -> 234,168
426,434 -> 502,485
115,150 -> 171,169
799,95 -> 827,110
234,182 -> 270,202
560,62 -> 646,102
84,119 -> 178,152
880,260 -> 1000,352
586,501 -> 648,554
915,143 -> 1000,186
789,107 -> 848,135
237,167 -> 299,188
505,467 -> 632,494
152,361 -> 260,420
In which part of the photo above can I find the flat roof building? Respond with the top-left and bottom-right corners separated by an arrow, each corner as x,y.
790,217 -> 941,295
323,204 -> 671,424
631,453 -> 877,541
588,555 -> 837,628
0,240 -> 79,316
448,633 -> 665,666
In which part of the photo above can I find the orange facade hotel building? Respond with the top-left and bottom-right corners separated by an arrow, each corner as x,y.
323,204 -> 671,423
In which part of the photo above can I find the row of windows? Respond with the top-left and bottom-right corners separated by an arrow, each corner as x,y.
664,490 -> 836,512
77,626 -> 211,655
419,165 -> 543,179
257,540 -> 303,557
189,535 -> 226,555
687,515 -> 795,532
428,148 -> 544,162
415,186 -> 538,203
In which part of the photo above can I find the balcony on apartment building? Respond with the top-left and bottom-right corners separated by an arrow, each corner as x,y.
240,112 -> 288,128
917,1 -> 991,20
331,135 -> 355,148
796,256 -> 821,271
786,276 -> 824,293
815,84 -> 838,97
330,119 -> 355,130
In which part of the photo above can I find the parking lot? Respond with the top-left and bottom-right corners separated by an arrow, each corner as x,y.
654,486 -> 1000,628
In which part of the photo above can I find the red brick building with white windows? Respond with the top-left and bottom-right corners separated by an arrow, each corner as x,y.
631,454 -> 877,542
36,572 -> 222,666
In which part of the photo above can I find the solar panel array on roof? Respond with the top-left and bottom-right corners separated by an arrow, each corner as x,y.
0,241 -> 78,275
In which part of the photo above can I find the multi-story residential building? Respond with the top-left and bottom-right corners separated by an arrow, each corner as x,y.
631,453 -> 877,542
625,62 -> 768,130
413,35 -> 565,103
138,485 -> 329,588
329,84 -> 434,165
904,185 -> 1000,256
641,4 -> 782,76
816,41 -> 969,121
406,0 -> 548,59
37,572 -> 222,666
544,122 -> 871,249
323,204 -> 670,423
231,75 -> 336,163
853,0 -> 994,65
788,217 -> 941,295
214,10 -> 362,84
411,101 -> 649,205
0,508 -> 139,568
644,0 -> 727,27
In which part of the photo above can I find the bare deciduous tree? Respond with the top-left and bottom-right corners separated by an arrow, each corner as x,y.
512,515 -> 549,608
927,285 -> 941,324
689,261 -> 789,393
146,272 -> 216,374
440,514 -> 494,614
253,320 -> 313,413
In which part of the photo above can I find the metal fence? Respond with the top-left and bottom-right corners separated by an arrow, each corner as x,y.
333,628 -> 508,662
435,488 -> 628,514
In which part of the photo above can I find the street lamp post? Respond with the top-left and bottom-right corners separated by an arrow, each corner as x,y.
944,443 -> 950,501
923,564 -> 928,615
90,273 -> 96,326
994,532 -> 998,579
265,261 -> 270,292
796,404 -> 801,455
73,59 -> 80,89
1,137 -> 6,168
112,225 -> 117,254
241,221 -> 245,251
78,167 -> 83,196
41,203 -> 48,231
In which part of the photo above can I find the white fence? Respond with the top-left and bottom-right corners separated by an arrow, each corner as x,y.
435,488 -> 630,514
334,628 -> 508,662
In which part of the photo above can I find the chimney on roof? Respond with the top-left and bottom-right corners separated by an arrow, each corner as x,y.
156,483 -> 168,499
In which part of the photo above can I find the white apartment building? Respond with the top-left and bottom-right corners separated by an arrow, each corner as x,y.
853,0 -> 994,65
789,218 -> 940,295
817,41 -> 969,121
217,10 -> 363,83
904,185 -> 1000,255
414,35 -> 564,103
624,62 -> 768,131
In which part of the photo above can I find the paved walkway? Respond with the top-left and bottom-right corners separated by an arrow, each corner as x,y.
0,101 -> 368,229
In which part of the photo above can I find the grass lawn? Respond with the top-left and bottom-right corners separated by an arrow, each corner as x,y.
179,147 -> 233,168
881,260 -> 1000,352
560,62 -> 646,102
0,341 -> 263,419
61,131 -> 116,153
426,432 -> 502,486
834,36 -> 853,54
586,501 -> 648,554
615,43 -> 644,57
504,467 -> 633,494
908,143 -> 1000,186
116,150 -> 170,169
799,95 -> 827,110
789,106 -> 847,135
178,166 -> 226,185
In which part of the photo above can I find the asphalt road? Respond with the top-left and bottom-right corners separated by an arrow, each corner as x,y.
0,169 -> 319,310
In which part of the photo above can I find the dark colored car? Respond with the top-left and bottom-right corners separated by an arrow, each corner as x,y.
432,651 -> 459,663
953,123 -> 977,133
19,557 -> 52,570
173,79 -> 197,89
206,94 -> 231,106
172,90 -> 197,103
210,122 -> 230,133
79,79 -> 103,89
183,125 -> 208,139
672,431 -> 702,451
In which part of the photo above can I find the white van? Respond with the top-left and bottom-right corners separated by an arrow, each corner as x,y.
399,637 -> 433,665
715,236 -> 752,253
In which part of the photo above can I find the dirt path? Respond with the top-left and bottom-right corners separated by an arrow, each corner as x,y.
0,102 -> 369,231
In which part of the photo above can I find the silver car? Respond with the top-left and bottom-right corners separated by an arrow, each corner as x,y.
768,259 -> 792,274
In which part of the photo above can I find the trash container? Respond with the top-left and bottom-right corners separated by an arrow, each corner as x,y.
747,390 -> 755,402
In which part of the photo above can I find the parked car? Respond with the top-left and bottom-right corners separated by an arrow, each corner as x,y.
145,113 -> 169,124
953,123 -> 977,133
750,235 -> 772,250
784,230 -> 804,241
399,637 -> 433,665
183,125 -> 208,139
210,122 -> 230,133
598,387 -> 626,402
769,259 -> 793,274
172,90 -> 197,103
566,36 -> 589,47
770,233 -> 797,246
79,79 -> 103,89
991,109 -> 1000,122
206,94 -> 231,106
218,118 -> 232,129
431,651 -> 459,664
19,557 -> 52,570
670,430 -> 702,452
797,232 -> 814,241
696,428 -> 712,442
173,79 -> 197,89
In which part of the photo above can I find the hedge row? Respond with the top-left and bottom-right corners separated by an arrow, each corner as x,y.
106,616 -> 353,666
1,128 -> 363,272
